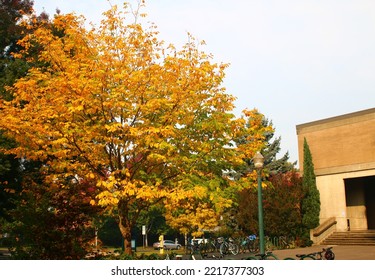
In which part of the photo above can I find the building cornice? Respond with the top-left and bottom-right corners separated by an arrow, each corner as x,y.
296,107 -> 375,135
315,161 -> 375,176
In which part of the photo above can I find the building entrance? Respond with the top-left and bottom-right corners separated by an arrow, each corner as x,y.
345,176 -> 375,230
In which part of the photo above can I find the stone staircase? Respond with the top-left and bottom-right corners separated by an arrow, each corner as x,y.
321,230 -> 375,246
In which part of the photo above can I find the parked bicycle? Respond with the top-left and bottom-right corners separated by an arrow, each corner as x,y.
284,253 -> 316,260
188,239 -> 202,255
204,237 -> 225,253
276,236 -> 295,250
245,251 -> 278,260
284,247 -> 335,260
219,237 -> 239,256
265,236 -> 277,251
239,234 -> 259,253
315,247 -> 335,260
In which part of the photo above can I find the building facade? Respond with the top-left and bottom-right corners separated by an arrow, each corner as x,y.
296,108 -> 375,240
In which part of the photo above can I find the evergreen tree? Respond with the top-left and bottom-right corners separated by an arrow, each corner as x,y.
301,138 -> 321,234
235,110 -> 296,176
231,110 -> 296,235
262,132 -> 296,174
0,0 -> 35,99
0,1 -> 50,219
0,137 -> 22,223
261,116 -> 297,173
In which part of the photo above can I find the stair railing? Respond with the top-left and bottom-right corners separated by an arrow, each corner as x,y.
312,217 -> 337,245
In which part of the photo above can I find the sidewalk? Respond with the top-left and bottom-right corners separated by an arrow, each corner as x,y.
2,245 -> 375,260
0,248 -> 11,260
216,245 -> 375,260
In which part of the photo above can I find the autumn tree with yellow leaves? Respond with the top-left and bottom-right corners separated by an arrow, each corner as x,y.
0,3 -> 269,254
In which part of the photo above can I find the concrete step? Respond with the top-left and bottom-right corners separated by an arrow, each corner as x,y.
322,230 -> 375,246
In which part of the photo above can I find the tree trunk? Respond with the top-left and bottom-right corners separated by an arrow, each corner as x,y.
118,215 -> 133,255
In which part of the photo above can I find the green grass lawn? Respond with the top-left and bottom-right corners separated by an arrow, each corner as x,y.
102,246 -> 187,259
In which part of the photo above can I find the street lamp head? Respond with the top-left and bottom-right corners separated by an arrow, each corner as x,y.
253,151 -> 264,169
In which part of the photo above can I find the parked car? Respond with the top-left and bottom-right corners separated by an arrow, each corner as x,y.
153,240 -> 182,250
190,238 -> 208,245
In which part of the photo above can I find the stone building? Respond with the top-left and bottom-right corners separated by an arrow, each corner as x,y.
296,108 -> 375,243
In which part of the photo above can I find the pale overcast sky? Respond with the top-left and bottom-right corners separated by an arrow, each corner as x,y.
33,0 -> 375,166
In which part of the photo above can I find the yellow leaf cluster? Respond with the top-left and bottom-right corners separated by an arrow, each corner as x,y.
235,109 -> 274,160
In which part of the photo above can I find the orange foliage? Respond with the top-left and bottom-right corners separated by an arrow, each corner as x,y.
0,3 -> 271,249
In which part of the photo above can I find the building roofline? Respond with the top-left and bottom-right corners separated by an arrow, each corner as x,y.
296,107 -> 375,134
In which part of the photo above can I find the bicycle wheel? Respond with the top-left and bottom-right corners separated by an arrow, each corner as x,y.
301,255 -> 316,260
244,256 -> 258,260
189,245 -> 198,255
229,243 -> 239,255
199,242 -> 208,254
324,250 -> 335,260
239,243 -> 247,253
265,239 -> 275,251
249,239 -> 259,253
219,243 -> 229,255
239,240 -> 248,253
209,245 -> 217,253
265,253 -> 278,260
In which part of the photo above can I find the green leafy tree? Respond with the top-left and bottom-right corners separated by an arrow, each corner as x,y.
4,170 -> 100,259
135,204 -> 168,246
0,0 -> 36,228
97,216 -> 123,248
0,137 -> 21,223
235,171 -> 304,238
263,171 -> 304,237
233,187 -> 258,235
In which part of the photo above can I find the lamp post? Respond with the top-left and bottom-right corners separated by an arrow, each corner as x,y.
253,151 -> 265,255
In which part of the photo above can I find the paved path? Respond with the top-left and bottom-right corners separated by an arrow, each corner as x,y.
216,245 -> 375,260
272,245 -> 375,260
0,248 -> 11,260
2,245 -> 375,260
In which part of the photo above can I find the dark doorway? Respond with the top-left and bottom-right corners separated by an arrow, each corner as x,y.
345,176 -> 375,230
366,178 -> 375,229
